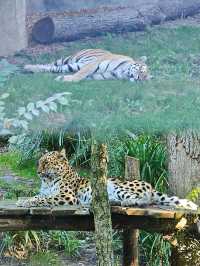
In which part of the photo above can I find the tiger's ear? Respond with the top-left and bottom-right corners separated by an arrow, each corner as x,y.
60,148 -> 67,159
139,56 -> 147,63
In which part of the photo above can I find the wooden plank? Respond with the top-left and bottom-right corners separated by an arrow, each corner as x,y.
0,212 -> 197,234
0,200 -> 198,217
112,206 -> 187,219
114,206 -> 174,217
52,206 -> 85,216
30,207 -> 52,215
0,200 -> 29,216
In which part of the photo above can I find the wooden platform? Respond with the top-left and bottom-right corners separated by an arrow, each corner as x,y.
0,200 -> 199,234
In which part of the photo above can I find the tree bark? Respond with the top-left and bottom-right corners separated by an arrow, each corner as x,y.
31,0 -> 200,44
167,131 -> 200,198
91,142 -> 114,266
31,7 -> 145,43
167,131 -> 200,265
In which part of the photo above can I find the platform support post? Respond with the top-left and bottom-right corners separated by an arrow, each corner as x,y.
123,156 -> 140,266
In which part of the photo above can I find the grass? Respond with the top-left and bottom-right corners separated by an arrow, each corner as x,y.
28,251 -> 62,266
0,152 -> 37,179
4,26 -> 200,136
0,152 -> 39,199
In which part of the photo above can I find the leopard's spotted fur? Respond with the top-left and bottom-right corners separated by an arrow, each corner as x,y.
17,149 -> 198,211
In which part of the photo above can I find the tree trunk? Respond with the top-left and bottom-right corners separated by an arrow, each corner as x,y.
167,131 -> 200,198
31,0 -> 200,44
91,142 -> 114,266
167,131 -> 200,265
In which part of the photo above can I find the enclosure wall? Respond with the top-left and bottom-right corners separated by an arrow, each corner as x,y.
0,0 -> 27,56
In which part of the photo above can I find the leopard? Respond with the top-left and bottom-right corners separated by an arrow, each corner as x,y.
17,149 -> 198,211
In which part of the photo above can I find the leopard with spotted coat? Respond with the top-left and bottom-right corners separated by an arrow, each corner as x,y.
17,149 -> 198,210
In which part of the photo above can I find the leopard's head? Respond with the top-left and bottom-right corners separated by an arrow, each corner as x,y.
37,149 -> 69,181
127,57 -> 151,81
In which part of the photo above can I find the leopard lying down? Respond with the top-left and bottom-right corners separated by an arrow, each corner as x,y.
24,49 -> 150,82
17,149 -> 198,210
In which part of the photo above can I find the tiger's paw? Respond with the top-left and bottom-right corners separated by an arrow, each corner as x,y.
55,75 -> 75,82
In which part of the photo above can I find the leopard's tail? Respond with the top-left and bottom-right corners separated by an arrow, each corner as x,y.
151,190 -> 198,211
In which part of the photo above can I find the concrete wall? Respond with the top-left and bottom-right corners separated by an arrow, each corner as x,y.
0,0 -> 27,56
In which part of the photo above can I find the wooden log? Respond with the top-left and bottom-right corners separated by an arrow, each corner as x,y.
123,156 -> 140,266
31,7 -> 145,43
31,1 -> 200,44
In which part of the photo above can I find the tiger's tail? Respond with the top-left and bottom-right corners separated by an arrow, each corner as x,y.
24,63 -> 73,73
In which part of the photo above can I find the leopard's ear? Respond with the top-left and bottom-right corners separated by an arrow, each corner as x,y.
39,149 -> 48,156
60,148 -> 67,159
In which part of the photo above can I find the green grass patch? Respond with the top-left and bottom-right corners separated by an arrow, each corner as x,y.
0,152 -> 37,179
28,251 -> 62,266
5,26 -> 200,105
3,26 -> 200,135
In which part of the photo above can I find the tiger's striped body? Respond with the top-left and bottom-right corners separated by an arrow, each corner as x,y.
24,49 -> 149,82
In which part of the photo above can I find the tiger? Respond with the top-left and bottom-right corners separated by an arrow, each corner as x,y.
24,49 -> 150,82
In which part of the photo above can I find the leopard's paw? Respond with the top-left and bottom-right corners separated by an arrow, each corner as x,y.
16,198 -> 38,208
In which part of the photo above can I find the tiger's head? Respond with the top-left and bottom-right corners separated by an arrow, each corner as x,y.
127,57 -> 151,81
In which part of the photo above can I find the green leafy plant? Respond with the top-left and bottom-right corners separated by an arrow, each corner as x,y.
187,187 -> 200,202
48,231 -> 82,256
140,232 -> 171,266
124,135 -> 167,190
7,92 -> 71,144
1,231 -> 42,259
28,251 -> 61,266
